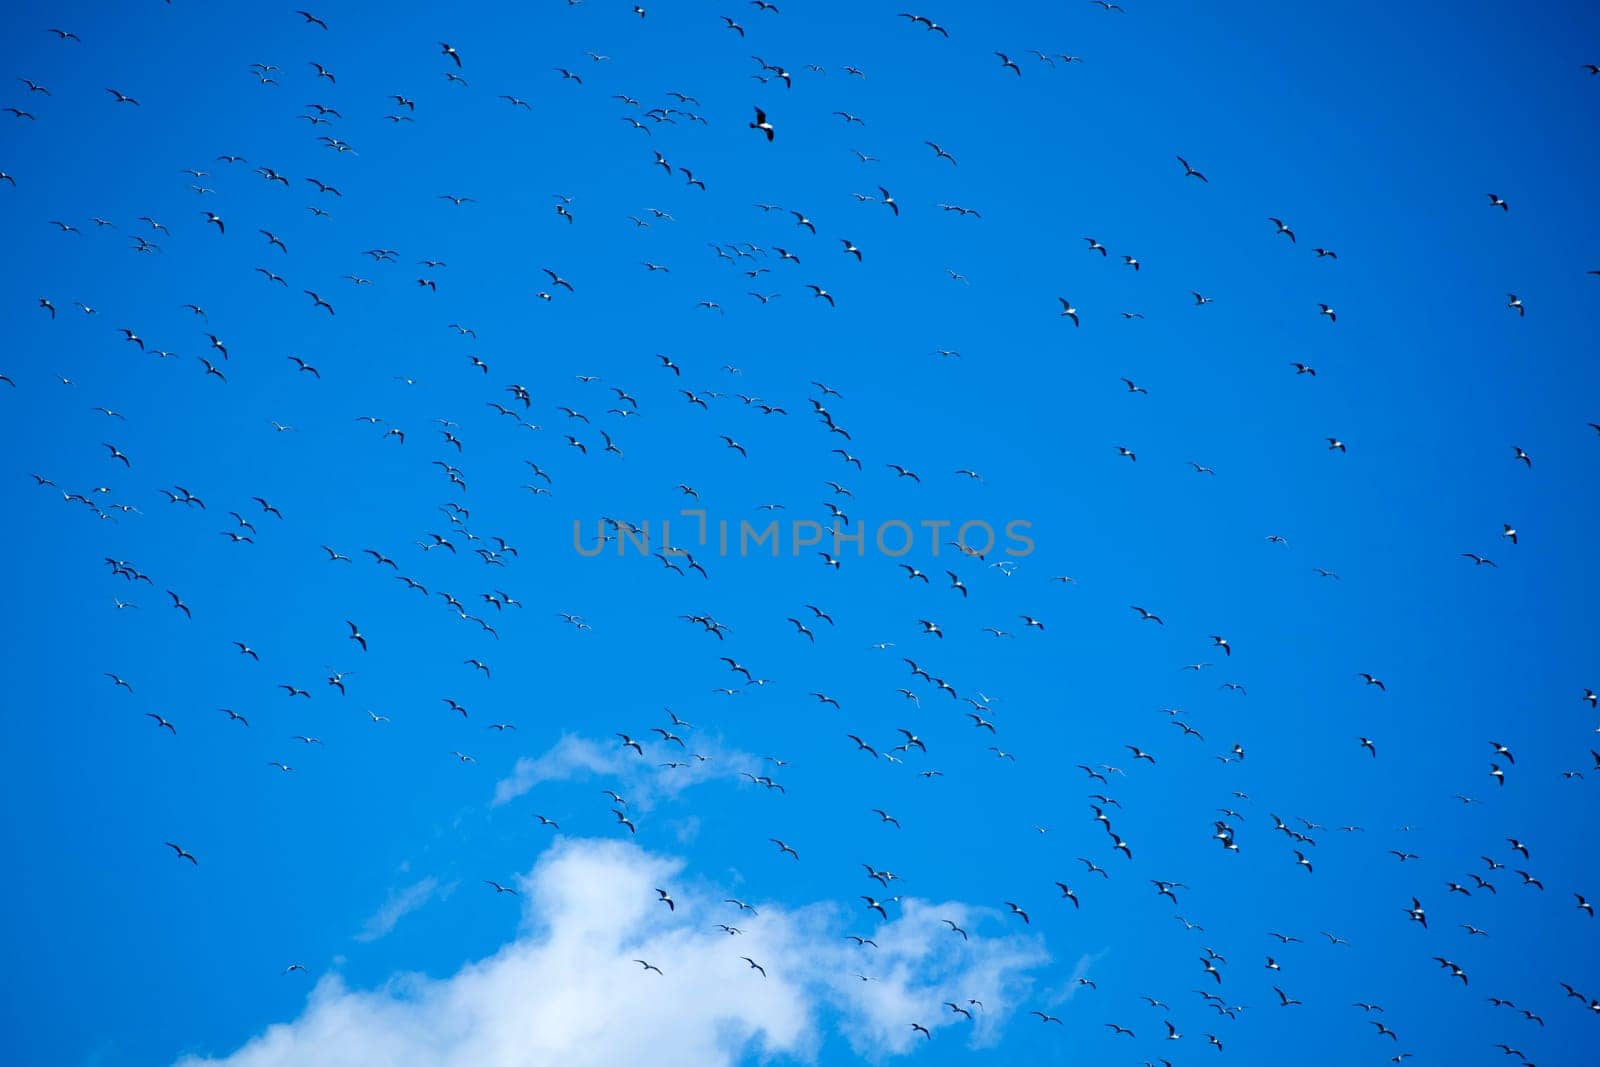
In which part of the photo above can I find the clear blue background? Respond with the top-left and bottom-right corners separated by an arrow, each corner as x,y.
1,0 -> 1597,1063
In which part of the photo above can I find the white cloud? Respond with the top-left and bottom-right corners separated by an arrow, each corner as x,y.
818,897 -> 1050,1055
177,839 -> 1049,1067
354,877 -> 452,943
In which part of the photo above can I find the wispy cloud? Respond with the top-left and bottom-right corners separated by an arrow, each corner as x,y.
1034,950 -> 1106,1009
354,877 -> 451,943
491,732 -> 764,810
176,838 -> 1049,1067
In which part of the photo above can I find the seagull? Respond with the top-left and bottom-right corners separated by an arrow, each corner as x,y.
749,106 -> 774,141
900,13 -> 951,37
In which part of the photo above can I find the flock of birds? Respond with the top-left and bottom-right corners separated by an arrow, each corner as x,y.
5,4 -> 1600,1066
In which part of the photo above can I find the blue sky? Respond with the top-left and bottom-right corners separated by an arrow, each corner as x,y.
2,1 -> 1599,1064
